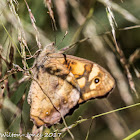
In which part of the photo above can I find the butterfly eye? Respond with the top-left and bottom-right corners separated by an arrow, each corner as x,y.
94,77 -> 100,84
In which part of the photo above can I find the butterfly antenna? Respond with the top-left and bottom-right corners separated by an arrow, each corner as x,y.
57,30 -> 68,50
59,37 -> 90,53
50,19 -> 58,52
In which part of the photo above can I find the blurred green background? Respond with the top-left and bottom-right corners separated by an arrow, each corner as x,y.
0,0 -> 140,140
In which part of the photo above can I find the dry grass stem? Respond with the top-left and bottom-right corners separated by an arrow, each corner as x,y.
54,0 -> 68,31
44,0 -> 57,30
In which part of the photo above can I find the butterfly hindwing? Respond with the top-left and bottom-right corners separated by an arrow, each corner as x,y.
28,57 -> 80,127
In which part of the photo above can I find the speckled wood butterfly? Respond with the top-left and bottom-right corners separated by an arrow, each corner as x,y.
28,46 -> 115,127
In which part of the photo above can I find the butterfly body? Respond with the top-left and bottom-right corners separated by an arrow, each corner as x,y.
28,48 -> 115,127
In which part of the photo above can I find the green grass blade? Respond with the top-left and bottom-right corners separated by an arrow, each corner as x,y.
123,129 -> 140,140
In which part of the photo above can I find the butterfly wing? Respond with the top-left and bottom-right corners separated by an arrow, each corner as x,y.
49,53 -> 115,103
28,58 -> 80,127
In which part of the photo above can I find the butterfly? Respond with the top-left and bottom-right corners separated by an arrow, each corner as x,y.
27,45 -> 115,127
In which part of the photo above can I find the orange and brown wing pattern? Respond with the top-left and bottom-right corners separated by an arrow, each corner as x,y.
28,51 -> 115,127
49,53 -> 115,103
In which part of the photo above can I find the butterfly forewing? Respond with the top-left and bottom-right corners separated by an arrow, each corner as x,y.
49,53 -> 115,103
